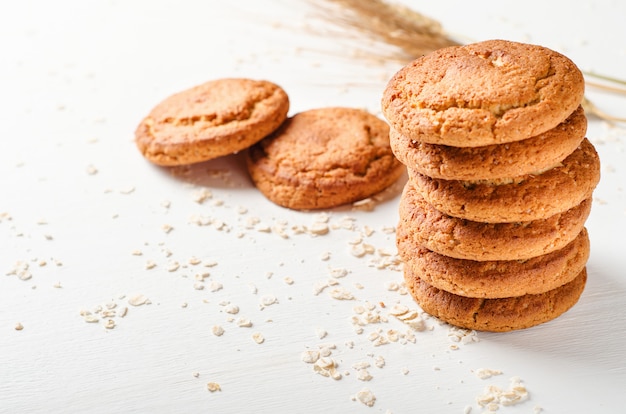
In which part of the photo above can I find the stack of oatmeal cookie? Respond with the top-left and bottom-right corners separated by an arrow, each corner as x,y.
382,40 -> 600,331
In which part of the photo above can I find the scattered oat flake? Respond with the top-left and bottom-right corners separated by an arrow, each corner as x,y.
103,319 -> 116,329
15,322 -> 24,331
237,318 -> 252,328
328,287 -> 355,300
212,325 -> 225,336
301,350 -> 320,364
329,267 -> 349,278
145,260 -> 157,270
192,188 -> 213,204
85,164 -> 98,175
308,222 -> 329,236
313,357 -> 342,380
476,376 -> 529,410
252,332 -> 265,344
224,304 -> 239,314
209,281 -> 223,292
119,186 -> 135,195
260,295 -> 278,308
475,368 -> 503,380
193,282 -> 204,290
283,276 -> 294,285
316,328 -> 328,339
207,382 -> 221,392
83,314 -> 99,323
128,294 -> 150,306
354,388 -> 376,407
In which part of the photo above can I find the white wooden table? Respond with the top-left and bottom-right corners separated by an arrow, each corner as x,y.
1,1 -> 625,412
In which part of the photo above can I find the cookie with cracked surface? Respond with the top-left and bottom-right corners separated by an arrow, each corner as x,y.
398,228 -> 589,299
390,106 -> 587,180
135,78 -> 289,166
403,266 -> 587,332
381,39 -> 585,147
408,138 -> 600,223
397,182 -> 591,261
246,107 -> 405,210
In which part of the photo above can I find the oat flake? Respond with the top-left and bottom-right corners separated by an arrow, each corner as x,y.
207,382 -> 221,392
128,294 -> 150,306
252,332 -> 265,344
301,350 -> 320,364
355,388 -> 376,407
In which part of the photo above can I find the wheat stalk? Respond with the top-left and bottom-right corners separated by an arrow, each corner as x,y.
311,0 -> 625,123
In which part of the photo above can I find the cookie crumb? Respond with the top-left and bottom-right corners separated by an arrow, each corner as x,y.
354,388 -> 376,407
252,332 -> 265,344
207,382 -> 221,392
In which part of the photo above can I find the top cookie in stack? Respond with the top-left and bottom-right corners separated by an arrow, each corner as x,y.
381,39 -> 600,332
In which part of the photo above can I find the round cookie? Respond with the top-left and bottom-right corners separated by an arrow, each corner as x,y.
246,107 -> 405,210
398,228 -> 589,298
397,182 -> 592,261
135,78 -> 289,166
390,106 -> 587,180
408,138 -> 600,223
381,40 -> 585,147
403,266 -> 587,332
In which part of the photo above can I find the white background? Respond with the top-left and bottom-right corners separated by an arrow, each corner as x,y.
1,1 -> 625,413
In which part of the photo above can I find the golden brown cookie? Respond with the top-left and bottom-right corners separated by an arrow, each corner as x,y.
397,182 -> 592,261
403,266 -> 587,332
135,78 -> 289,166
390,106 -> 587,180
398,228 -> 589,298
408,138 -> 600,223
246,107 -> 405,210
381,40 -> 585,147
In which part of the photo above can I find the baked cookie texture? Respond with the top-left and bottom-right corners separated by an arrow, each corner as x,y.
404,267 -> 587,332
390,106 -> 587,180
135,78 -> 289,166
397,182 -> 591,261
381,39 -> 599,331
381,40 -> 585,147
398,228 -> 589,299
246,107 -> 405,210
408,138 -> 600,223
